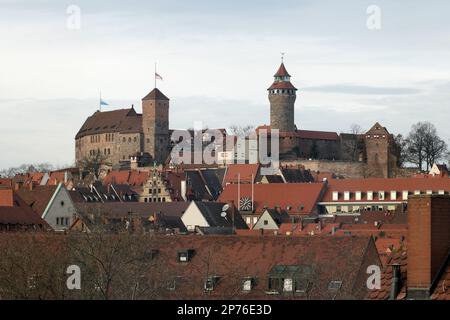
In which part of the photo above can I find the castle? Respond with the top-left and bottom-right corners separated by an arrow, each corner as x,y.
75,61 -> 399,178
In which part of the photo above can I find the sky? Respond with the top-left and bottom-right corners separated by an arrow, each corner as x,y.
1,0 -> 450,169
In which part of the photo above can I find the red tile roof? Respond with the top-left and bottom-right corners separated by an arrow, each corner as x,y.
218,183 -> 326,215
15,185 -> 59,217
0,191 -> 50,229
142,88 -> 169,101
76,108 -> 142,139
103,170 -> 150,187
296,130 -> 339,141
274,63 -> 291,77
255,126 -> 339,141
223,164 -> 259,185
268,81 -> 297,90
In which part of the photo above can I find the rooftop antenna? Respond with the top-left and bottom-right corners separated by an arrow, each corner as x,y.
281,52 -> 285,63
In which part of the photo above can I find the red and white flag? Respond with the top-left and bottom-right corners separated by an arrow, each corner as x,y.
155,72 -> 163,80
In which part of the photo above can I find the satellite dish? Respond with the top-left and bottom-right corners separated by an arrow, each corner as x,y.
222,204 -> 230,212
220,212 -> 227,218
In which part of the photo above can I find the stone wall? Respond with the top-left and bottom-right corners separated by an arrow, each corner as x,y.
281,159 -> 367,179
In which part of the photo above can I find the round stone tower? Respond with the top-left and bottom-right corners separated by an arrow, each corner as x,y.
268,62 -> 297,132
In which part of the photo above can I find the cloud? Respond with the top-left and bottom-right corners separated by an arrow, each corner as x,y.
303,84 -> 421,95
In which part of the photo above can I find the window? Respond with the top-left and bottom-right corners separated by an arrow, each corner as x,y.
283,278 -> 293,292
242,278 -> 253,292
263,220 -> 268,225
402,191 -> 409,200
246,217 -> 251,225
378,191 -> 385,200
390,191 -> 397,200
253,216 -> 258,224
204,276 -> 220,291
332,192 -> 339,201
367,191 -> 373,201
414,190 -> 421,195
60,201 -> 65,207
355,191 -> 362,201
438,190 -> 445,195
328,280 -> 342,291
56,217 -> 60,225
426,190 -> 433,195
344,191 -> 350,201
177,250 -> 195,263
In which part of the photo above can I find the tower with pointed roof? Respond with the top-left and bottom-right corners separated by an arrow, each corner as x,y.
142,88 -> 170,164
268,61 -> 297,132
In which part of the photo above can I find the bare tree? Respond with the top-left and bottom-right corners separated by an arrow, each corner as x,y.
406,122 -> 447,171
78,152 -> 111,180
393,134 -> 408,167
228,125 -> 255,138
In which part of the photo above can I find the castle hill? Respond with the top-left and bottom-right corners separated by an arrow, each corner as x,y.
0,1 -> 449,310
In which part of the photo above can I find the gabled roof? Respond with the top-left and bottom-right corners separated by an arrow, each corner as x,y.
146,235 -> 379,299
191,201 -> 248,229
0,192 -> 49,228
142,88 -> 169,101
366,122 -> 390,135
218,183 -> 326,215
16,185 -> 59,217
223,164 -> 259,185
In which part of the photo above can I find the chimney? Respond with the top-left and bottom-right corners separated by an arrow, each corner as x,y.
0,189 -> 14,207
389,264 -> 402,300
130,156 -> 138,170
407,194 -> 450,299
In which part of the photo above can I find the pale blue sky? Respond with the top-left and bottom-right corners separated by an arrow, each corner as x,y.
1,0 -> 450,169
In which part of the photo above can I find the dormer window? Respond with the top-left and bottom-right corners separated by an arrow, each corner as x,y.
402,191 -> 409,200
242,277 -> 255,292
367,191 -> 373,201
438,190 -> 445,195
344,191 -> 350,201
355,191 -> 362,201
283,278 -> 293,292
332,191 -> 339,201
204,276 -> 220,291
414,190 -> 421,195
426,190 -> 433,195
177,249 -> 195,263
378,191 -> 385,200
390,191 -> 397,200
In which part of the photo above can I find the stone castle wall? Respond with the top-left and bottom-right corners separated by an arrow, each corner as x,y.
281,159 -> 367,179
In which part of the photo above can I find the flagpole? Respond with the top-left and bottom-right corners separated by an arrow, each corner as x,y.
154,62 -> 157,89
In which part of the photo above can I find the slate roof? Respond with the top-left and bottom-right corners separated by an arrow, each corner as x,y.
192,201 -> 248,229
281,167 -> 315,183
